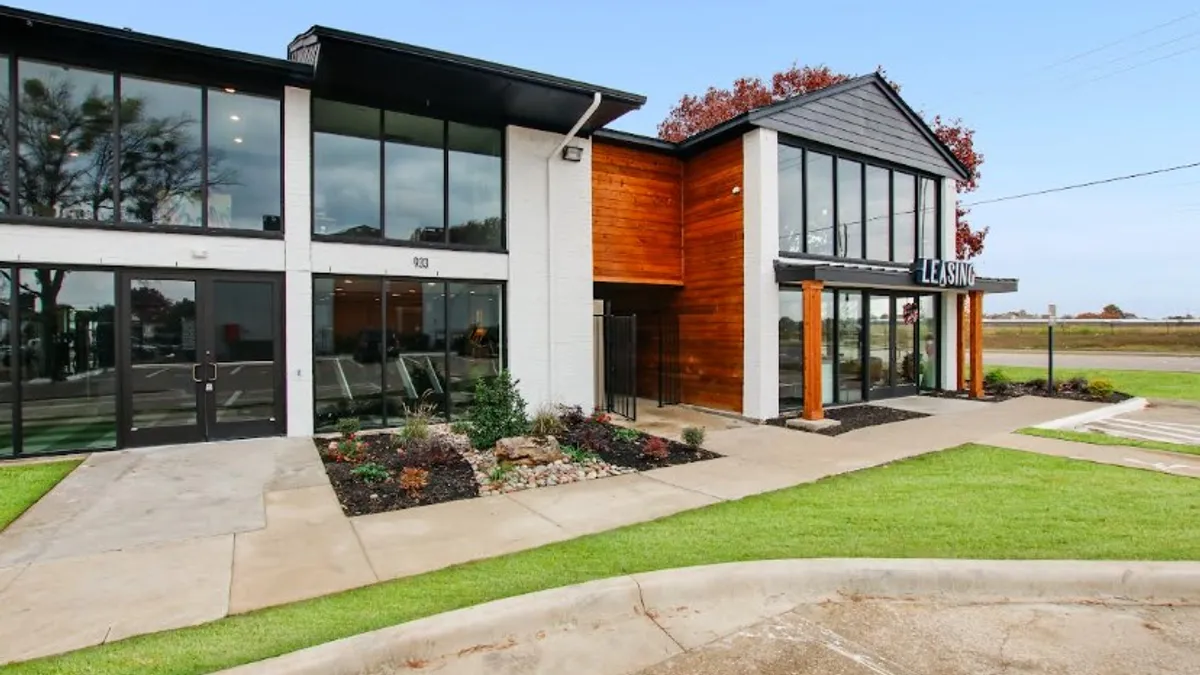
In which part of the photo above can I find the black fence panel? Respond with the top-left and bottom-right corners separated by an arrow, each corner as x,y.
598,314 -> 637,421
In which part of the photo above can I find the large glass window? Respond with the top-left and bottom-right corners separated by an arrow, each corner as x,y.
820,290 -> 835,405
313,100 -> 381,238
384,112 -> 444,243
18,60 -> 116,221
17,269 -> 116,454
918,177 -> 938,259
312,99 -> 505,249
208,90 -> 282,232
119,76 -> 203,226
448,123 -> 503,248
1,268 -> 11,456
313,276 -> 504,431
836,290 -> 864,403
836,159 -> 862,259
1,56 -> 9,215
805,152 -> 833,255
892,172 -> 916,263
778,291 -> 803,411
778,145 -> 803,254
865,166 -> 890,261
917,295 -> 939,390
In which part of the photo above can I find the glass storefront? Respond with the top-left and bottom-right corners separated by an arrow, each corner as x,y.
313,276 -> 504,432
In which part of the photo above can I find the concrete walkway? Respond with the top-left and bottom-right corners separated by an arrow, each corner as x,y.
0,395 -> 1107,665
985,432 -> 1200,478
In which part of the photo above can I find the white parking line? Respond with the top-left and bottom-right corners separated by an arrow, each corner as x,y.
230,365 -> 244,375
224,390 -> 243,408
334,358 -> 353,400
145,368 -> 169,378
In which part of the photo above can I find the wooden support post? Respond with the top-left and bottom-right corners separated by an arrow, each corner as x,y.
801,280 -> 824,420
955,294 -> 966,392
969,291 -> 984,398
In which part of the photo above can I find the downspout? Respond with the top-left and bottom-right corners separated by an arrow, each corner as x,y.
545,91 -> 602,404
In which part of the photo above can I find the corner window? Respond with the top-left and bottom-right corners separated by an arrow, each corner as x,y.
804,152 -> 833,255
917,177 -> 938,259
891,172 -> 916,263
312,98 -> 505,250
778,145 -> 803,254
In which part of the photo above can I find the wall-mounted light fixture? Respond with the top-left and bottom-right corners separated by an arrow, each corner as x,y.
561,145 -> 584,162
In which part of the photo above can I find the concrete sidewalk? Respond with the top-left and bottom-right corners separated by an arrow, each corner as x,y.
986,432 -> 1200,478
0,395 -> 1110,665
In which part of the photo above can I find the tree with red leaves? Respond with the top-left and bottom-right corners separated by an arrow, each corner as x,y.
658,64 -> 987,260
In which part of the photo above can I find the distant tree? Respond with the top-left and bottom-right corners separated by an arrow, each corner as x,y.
658,63 -> 986,260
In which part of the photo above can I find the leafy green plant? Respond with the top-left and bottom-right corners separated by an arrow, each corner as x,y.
488,461 -> 515,483
681,426 -> 706,448
398,467 -> 430,498
449,420 -> 473,436
350,462 -> 389,484
983,368 -> 1011,388
465,370 -> 529,449
530,405 -> 564,439
335,417 -> 362,438
397,391 -> 438,442
641,436 -> 670,461
1087,378 -> 1116,399
612,426 -> 640,443
562,444 -> 599,464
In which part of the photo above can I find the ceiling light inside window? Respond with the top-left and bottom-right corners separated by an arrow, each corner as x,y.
230,115 -> 240,121
233,137 -> 243,144
68,151 -> 79,158
224,87 -> 236,93
49,133 -> 62,140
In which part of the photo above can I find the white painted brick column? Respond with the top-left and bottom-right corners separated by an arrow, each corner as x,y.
743,128 -> 780,420
941,178 -> 961,390
283,86 -> 315,437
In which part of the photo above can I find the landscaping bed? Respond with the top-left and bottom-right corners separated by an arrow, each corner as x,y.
927,369 -> 1134,404
768,404 -> 928,436
315,372 -> 719,515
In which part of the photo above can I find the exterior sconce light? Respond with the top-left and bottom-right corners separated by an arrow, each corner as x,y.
561,145 -> 584,162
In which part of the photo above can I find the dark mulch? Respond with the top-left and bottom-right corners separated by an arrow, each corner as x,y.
927,379 -> 1132,404
768,404 -> 928,436
317,433 -> 479,517
557,413 -> 721,471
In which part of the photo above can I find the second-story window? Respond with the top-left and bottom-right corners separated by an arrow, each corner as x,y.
917,177 -> 938,259
312,98 -> 504,250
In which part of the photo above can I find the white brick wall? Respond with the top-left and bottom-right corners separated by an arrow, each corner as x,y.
742,128 -> 780,420
283,86 -> 315,436
0,225 -> 286,270
505,126 -> 594,413
940,177 -> 960,390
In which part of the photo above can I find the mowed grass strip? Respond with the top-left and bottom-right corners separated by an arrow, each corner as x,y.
987,366 -> 1200,402
8,445 -> 1200,675
0,460 -> 82,530
1019,427 -> 1200,457
983,324 -> 1200,353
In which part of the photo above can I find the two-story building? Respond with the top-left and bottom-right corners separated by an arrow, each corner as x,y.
0,7 -> 1013,459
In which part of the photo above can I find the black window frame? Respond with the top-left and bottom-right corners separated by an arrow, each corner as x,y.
1,51 -> 286,239
778,137 -> 943,266
310,98 -> 507,254
310,274 -> 507,433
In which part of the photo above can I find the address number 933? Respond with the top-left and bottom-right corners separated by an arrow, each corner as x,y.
413,256 -> 430,269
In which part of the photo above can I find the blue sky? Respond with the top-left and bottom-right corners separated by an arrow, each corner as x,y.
30,0 -> 1200,317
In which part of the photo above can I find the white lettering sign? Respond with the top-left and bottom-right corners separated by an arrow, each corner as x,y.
912,258 -> 976,289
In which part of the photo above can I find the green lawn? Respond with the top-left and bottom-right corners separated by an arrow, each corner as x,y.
989,366 -> 1200,402
0,460 -> 81,531
8,445 -> 1200,675
1019,427 -> 1200,457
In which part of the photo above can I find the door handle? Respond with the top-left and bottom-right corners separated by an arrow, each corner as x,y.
191,364 -> 202,383
208,363 -> 218,381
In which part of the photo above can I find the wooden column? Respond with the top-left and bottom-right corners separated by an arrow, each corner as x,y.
955,294 -> 966,391
801,280 -> 825,420
969,290 -> 984,398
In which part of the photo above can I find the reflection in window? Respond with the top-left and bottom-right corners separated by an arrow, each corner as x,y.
0,56 -> 8,215
312,277 -> 386,431
896,295 -> 917,387
778,145 -> 803,254
448,123 -> 502,248
778,290 -> 803,410
1,268 -> 11,456
865,166 -> 889,260
313,100 -> 381,237
918,177 -> 937,259
385,112 -> 444,243
821,290 -> 835,405
836,159 -> 862,259
119,76 -> 203,226
17,60 -> 116,220
17,269 -> 116,453
892,172 -> 916,263
918,295 -> 939,390
805,152 -> 833,255
836,290 -> 864,403
447,282 -> 503,418
386,280 -> 447,418
208,90 -> 281,231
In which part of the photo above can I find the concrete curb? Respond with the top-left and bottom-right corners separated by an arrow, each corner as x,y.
1033,397 -> 1149,430
214,558 -> 1200,675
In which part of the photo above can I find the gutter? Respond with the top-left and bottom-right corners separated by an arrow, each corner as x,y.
545,92 -> 602,404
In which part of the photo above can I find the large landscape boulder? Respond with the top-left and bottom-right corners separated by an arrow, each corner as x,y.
495,435 -> 564,466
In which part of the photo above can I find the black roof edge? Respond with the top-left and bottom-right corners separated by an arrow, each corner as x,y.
0,5 -> 311,79
295,25 -> 646,106
592,129 -> 678,153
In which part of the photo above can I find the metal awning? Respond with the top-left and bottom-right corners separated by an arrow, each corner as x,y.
774,261 -> 1019,294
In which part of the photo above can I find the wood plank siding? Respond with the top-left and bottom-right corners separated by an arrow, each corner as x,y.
592,142 -> 683,285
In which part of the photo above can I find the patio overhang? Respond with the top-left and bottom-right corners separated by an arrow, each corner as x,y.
774,260 -> 1019,294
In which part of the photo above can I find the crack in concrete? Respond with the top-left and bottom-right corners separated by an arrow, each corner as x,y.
632,575 -> 686,654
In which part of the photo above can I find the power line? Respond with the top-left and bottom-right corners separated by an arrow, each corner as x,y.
1055,29 -> 1200,79
964,160 -> 1200,207
1040,9 -> 1199,71
1064,42 -> 1200,89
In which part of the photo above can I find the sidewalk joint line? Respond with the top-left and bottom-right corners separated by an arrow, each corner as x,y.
632,574 -> 686,653
502,493 -> 567,532
638,471 -> 728,502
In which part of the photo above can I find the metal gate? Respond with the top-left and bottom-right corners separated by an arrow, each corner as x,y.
657,314 -> 681,407
595,313 -> 637,420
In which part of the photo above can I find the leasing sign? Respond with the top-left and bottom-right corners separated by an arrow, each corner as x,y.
912,258 -> 976,288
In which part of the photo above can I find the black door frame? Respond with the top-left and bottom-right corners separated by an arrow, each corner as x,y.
117,269 -> 286,448
864,291 -> 922,401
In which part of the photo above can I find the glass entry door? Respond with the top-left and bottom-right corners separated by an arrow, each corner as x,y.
120,272 -> 283,447
865,293 -> 921,400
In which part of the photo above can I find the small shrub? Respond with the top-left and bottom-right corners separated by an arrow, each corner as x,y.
449,420 -> 473,436
681,426 -> 706,448
530,405 -> 564,439
591,408 -> 612,424
577,424 -> 610,454
398,467 -> 430,498
612,426 -> 640,443
335,417 -> 362,438
1027,377 -> 1048,390
1065,376 -> 1090,392
1087,378 -> 1116,399
350,462 -> 389,484
557,405 -> 587,426
466,370 -> 529,449
397,392 -> 438,442
488,461 -> 515,484
641,436 -> 670,462
562,444 -> 599,464
983,368 -> 1011,388
406,434 -> 461,466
